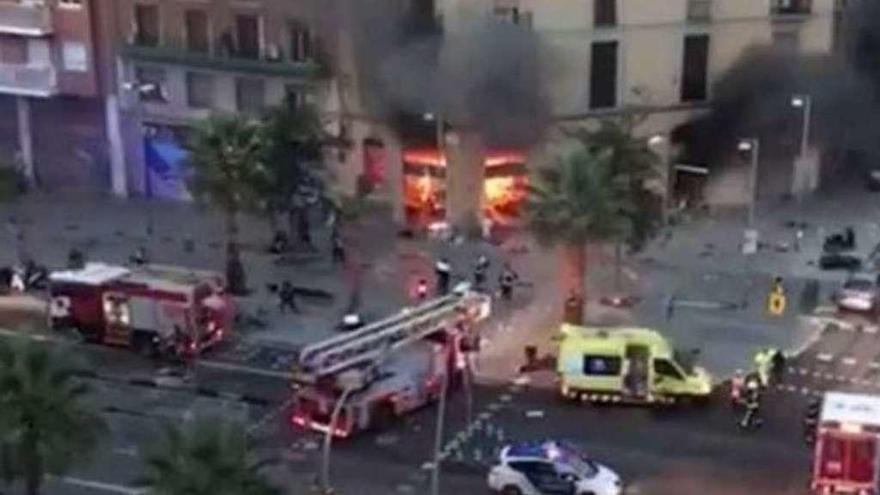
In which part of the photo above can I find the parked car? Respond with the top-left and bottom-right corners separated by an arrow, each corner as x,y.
833,272 -> 880,312
487,441 -> 622,495
819,253 -> 862,271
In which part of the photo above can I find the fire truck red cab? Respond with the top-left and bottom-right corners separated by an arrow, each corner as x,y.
49,263 -> 233,358
812,392 -> 880,495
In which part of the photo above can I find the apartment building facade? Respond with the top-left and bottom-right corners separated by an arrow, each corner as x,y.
436,0 -> 836,207
107,0 -> 334,197
0,0 -> 115,190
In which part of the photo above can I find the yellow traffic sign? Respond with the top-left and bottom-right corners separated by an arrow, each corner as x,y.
767,291 -> 786,316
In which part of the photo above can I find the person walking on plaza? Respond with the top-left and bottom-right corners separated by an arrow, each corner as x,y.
435,257 -> 451,296
473,254 -> 489,290
278,280 -> 299,314
331,229 -> 345,264
499,263 -> 518,301
415,277 -> 429,301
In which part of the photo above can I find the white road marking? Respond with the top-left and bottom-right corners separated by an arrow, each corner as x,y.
198,360 -> 291,379
842,357 -> 858,366
816,353 -> 834,363
525,410 -> 545,419
112,447 -> 138,457
58,477 -> 146,495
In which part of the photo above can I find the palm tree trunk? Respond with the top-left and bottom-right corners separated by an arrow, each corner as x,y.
562,244 -> 587,324
613,242 -> 622,292
224,209 -> 246,295
23,434 -> 42,495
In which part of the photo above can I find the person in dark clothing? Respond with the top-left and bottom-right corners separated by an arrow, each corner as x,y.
270,231 -> 289,254
278,281 -> 299,313
435,258 -> 451,295
473,255 -> 489,290
331,230 -> 345,264
771,349 -> 786,384
130,246 -> 148,266
845,226 -> 855,249
499,263 -> 518,300
298,210 -> 313,248
67,248 -> 85,270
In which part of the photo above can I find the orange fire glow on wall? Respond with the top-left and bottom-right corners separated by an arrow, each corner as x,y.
402,147 -> 528,225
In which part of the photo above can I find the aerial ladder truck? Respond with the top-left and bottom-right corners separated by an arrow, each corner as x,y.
290,288 -> 491,437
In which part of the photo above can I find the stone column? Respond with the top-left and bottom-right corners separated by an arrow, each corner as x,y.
105,94 -> 128,197
380,128 -> 405,226
15,96 -> 34,183
444,130 -> 485,236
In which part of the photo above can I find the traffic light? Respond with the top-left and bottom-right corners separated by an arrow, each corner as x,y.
804,397 -> 821,446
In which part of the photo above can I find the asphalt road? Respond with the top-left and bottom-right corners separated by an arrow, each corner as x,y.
1,309 -> 880,495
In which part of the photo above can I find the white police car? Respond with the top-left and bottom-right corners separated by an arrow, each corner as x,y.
487,441 -> 623,495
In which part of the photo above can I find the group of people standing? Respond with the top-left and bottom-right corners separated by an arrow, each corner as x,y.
418,254 -> 519,301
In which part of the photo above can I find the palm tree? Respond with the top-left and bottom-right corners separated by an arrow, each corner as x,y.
0,340 -> 105,495
525,148 -> 633,323
254,99 -> 325,245
140,419 -> 280,495
566,115 -> 660,250
186,113 -> 264,295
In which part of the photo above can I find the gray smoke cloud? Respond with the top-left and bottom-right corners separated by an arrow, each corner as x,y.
684,0 -> 880,173
315,0 -> 552,148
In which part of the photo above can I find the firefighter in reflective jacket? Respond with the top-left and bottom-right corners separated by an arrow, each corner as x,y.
739,377 -> 763,430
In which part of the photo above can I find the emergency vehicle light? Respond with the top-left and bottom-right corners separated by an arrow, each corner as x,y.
841,422 -> 863,434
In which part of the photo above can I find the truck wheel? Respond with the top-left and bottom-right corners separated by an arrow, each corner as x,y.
501,486 -> 523,495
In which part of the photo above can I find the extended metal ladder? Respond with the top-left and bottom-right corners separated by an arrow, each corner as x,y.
293,290 -> 490,384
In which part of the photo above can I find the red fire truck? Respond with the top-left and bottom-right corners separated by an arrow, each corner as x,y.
48,263 -> 233,358
812,391 -> 880,495
290,288 -> 491,438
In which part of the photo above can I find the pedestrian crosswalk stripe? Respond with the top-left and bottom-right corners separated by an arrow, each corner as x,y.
842,357 -> 858,366
817,353 -> 834,363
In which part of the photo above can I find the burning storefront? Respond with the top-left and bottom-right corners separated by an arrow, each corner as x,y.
401,146 -> 528,227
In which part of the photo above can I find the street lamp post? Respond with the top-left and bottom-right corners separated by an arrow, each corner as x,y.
122,81 -> 164,237
648,134 -> 672,226
738,138 -> 760,228
791,94 -> 812,199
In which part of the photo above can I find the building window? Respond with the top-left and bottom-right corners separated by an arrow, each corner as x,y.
680,34 -> 709,102
61,41 -> 88,72
0,37 -> 28,64
589,40 -> 618,109
134,4 -> 160,47
236,78 -> 265,114
492,7 -> 533,28
284,85 -> 308,109
186,72 -> 214,109
287,20 -> 313,62
594,0 -> 617,27
235,14 -> 261,58
185,9 -> 210,53
686,0 -> 712,22
134,66 -> 166,103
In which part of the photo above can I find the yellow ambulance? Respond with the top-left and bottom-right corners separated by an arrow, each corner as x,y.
556,324 -> 713,405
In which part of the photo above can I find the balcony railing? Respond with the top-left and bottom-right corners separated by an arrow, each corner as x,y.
121,43 -> 323,79
770,0 -> 812,16
687,0 -> 712,22
0,1 -> 53,36
0,64 -> 57,97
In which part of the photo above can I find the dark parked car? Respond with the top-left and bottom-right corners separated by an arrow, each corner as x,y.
819,253 -> 862,271
867,170 -> 880,192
